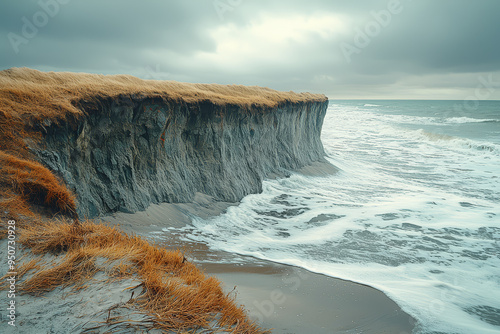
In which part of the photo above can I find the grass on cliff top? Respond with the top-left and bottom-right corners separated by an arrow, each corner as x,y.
1,67 -> 327,120
0,219 -> 269,333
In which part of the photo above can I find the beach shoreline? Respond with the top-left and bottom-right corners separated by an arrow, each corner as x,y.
101,198 -> 416,333
203,261 -> 415,334
0,195 -> 415,333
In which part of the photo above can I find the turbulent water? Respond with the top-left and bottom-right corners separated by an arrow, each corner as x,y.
164,100 -> 500,334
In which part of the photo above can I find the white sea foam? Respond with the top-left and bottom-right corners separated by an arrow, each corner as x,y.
364,112 -> 499,127
404,129 -> 500,154
446,116 -> 500,124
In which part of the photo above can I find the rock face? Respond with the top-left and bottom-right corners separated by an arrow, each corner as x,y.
33,97 -> 328,218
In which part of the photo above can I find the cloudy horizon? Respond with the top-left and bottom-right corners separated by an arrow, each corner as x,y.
2,0 -> 500,100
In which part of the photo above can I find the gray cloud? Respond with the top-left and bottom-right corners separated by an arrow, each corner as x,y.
1,0 -> 500,99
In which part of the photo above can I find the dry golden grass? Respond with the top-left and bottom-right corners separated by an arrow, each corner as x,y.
21,250 -> 98,294
15,220 -> 269,333
14,256 -> 45,281
0,151 -> 77,219
0,67 -> 326,119
0,190 -> 34,219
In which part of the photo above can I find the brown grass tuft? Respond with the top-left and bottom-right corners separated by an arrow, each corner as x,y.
21,249 -> 98,295
0,151 -> 77,218
16,220 -> 269,333
0,190 -> 34,219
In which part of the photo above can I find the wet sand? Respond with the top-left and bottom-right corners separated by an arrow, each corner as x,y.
204,263 -> 415,334
100,196 -> 416,333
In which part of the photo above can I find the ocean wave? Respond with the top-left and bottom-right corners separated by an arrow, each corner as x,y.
388,115 -> 500,126
414,129 -> 499,154
378,113 -> 441,126
446,117 -> 500,124
363,103 -> 381,107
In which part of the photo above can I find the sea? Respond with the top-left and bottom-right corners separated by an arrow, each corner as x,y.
162,100 -> 500,334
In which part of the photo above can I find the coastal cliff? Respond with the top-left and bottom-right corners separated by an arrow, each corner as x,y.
35,98 -> 328,218
0,68 -> 328,219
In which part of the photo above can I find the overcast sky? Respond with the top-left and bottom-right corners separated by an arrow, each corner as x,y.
1,0 -> 500,99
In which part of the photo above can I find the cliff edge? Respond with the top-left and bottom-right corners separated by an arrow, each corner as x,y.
0,68 -> 329,219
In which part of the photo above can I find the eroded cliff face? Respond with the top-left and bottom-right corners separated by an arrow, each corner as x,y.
33,97 -> 328,218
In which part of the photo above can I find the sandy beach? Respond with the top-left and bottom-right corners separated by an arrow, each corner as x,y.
201,261 -> 415,334
101,198 -> 416,333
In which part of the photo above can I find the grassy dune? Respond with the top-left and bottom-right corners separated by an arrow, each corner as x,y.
0,220 -> 267,332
